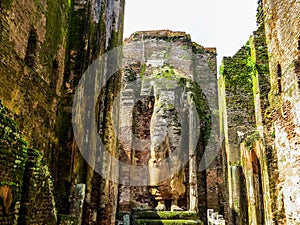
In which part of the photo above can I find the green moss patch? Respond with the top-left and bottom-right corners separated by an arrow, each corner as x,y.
133,211 -> 199,220
58,214 -> 78,224
153,66 -> 187,81
243,131 -> 261,150
135,219 -> 203,225
0,100 -> 28,209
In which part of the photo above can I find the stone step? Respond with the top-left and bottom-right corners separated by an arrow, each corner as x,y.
133,211 -> 199,220
135,219 -> 203,225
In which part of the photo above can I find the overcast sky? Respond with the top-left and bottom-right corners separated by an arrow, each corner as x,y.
123,0 -> 258,70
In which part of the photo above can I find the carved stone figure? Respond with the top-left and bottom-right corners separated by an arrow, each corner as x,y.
143,68 -> 187,211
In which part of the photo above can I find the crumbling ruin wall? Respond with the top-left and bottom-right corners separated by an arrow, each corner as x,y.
219,3 -> 272,224
219,0 -> 300,224
56,0 -> 125,224
0,0 -> 69,223
262,0 -> 300,223
0,101 -> 28,224
0,101 -> 57,224
219,44 -> 254,225
0,0 -> 125,224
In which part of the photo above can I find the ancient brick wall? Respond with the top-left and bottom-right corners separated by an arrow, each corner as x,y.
0,101 -> 27,224
0,0 -> 71,223
219,1 -> 300,224
18,148 -> 57,224
219,4 -> 274,222
0,0 -> 125,224
55,1 -> 125,223
0,101 -> 57,225
262,0 -> 300,223
219,45 -> 254,225
0,0 -> 69,152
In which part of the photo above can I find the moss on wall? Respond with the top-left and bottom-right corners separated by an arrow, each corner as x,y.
0,100 -> 58,224
0,101 -> 27,219
222,45 -> 253,95
219,16 -> 272,224
0,0 -> 125,223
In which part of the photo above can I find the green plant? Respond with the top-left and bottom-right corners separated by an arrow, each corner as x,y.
0,181 -> 17,187
243,130 -> 261,150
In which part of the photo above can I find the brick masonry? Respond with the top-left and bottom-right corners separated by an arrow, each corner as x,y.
0,0 -> 125,224
219,0 -> 300,224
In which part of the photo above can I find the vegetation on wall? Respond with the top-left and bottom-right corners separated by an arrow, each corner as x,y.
221,45 -> 253,95
0,99 -> 57,224
0,100 -> 27,220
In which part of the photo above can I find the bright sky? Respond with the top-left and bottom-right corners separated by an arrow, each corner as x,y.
123,0 -> 258,71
